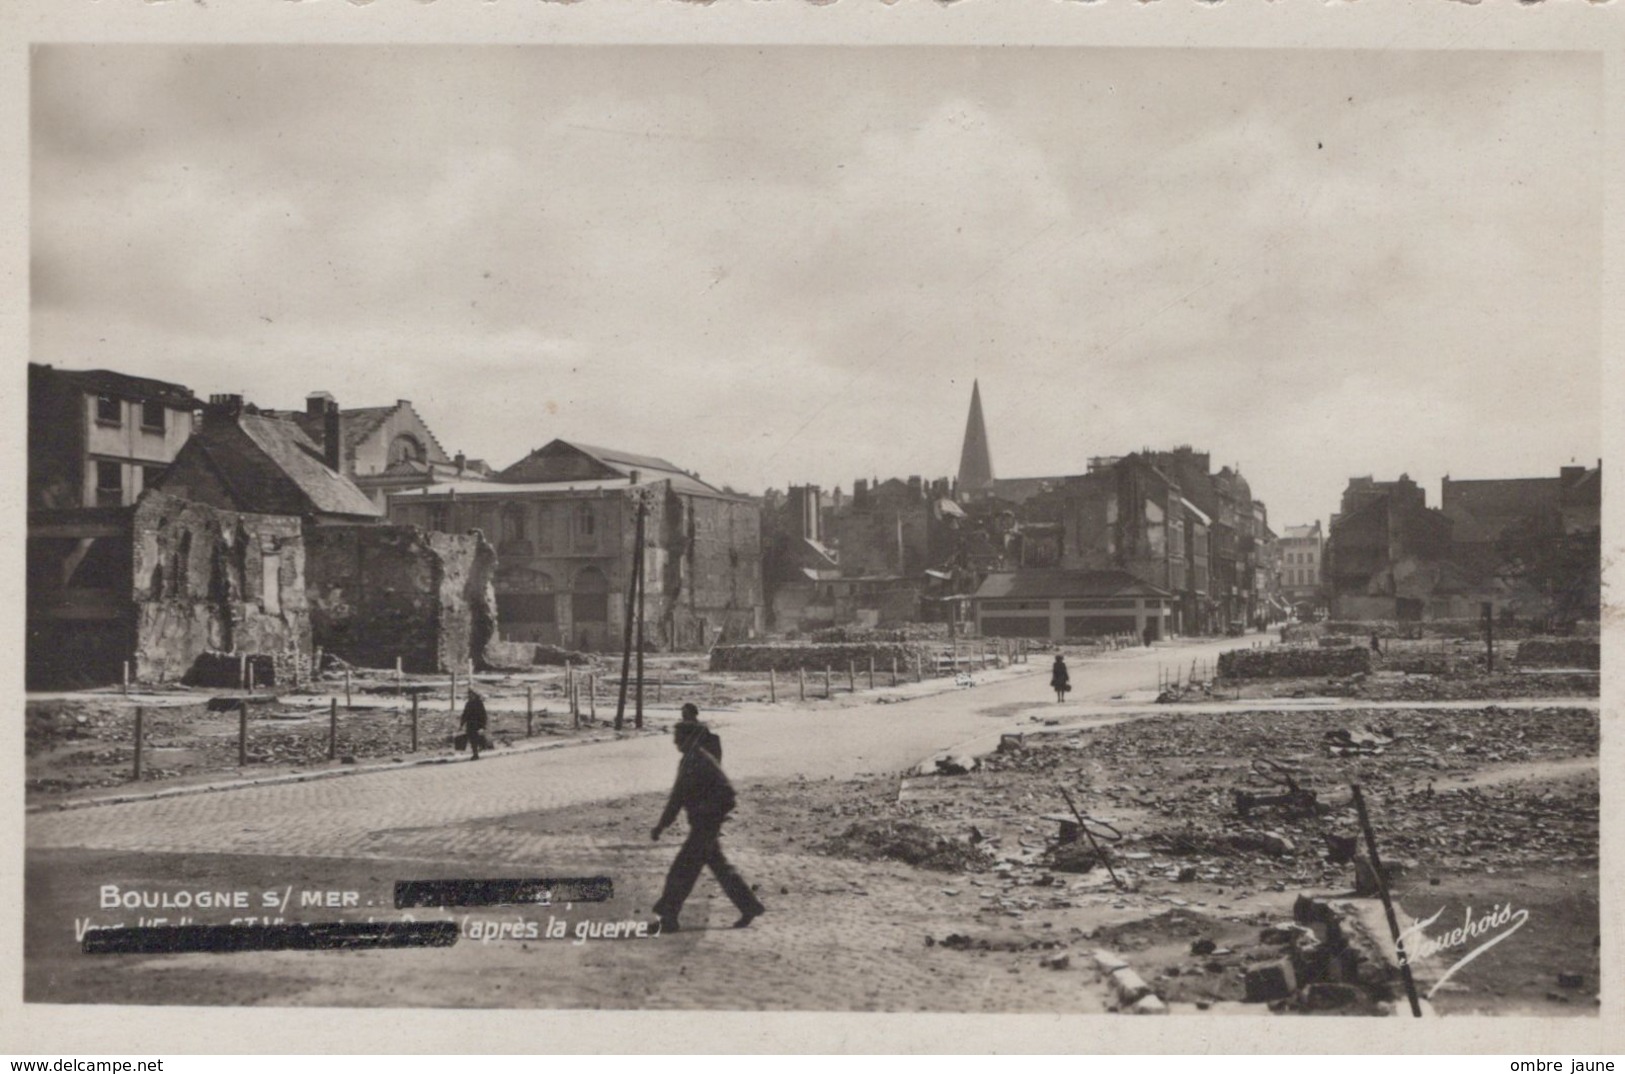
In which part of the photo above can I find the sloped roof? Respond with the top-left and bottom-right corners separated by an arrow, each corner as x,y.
974,568 -> 1174,601
500,440 -> 739,499
235,414 -> 382,517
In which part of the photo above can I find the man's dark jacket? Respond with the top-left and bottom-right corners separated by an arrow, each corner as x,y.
658,730 -> 736,829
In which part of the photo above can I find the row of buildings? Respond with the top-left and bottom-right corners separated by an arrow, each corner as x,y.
765,383 -> 1296,642
26,363 -> 762,688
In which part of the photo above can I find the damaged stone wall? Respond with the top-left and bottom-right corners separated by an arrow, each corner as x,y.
131,491 -> 312,684
305,524 -> 496,673
662,490 -> 764,649
1218,647 -> 1373,680
709,642 -> 921,674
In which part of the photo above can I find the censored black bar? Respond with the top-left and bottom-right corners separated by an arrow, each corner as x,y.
394,876 -> 613,908
82,920 -> 459,955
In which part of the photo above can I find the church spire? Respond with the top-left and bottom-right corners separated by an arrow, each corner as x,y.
957,380 -> 994,492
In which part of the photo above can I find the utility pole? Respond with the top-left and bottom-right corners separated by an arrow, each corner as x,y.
634,502 -> 647,729
615,496 -> 647,730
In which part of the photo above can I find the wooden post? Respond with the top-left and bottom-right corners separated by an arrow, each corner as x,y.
769,667 -> 777,703
589,674 -> 597,720
914,651 -> 922,682
132,707 -> 143,781
847,660 -> 855,693
328,698 -> 338,761
573,683 -> 581,729
396,656 -> 403,693
526,685 -> 534,737
798,666 -> 806,701
450,670 -> 458,712
824,665 -> 832,699
411,692 -> 420,753
314,647 -> 323,676
344,669 -> 351,710
867,655 -> 875,690
891,656 -> 898,687
247,660 -> 255,693
1351,785 -> 1424,1018
122,660 -> 130,696
238,700 -> 248,767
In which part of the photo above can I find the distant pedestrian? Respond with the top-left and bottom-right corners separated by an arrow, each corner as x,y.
1050,655 -> 1071,703
649,720 -> 764,934
459,689 -> 488,761
1142,625 -> 1154,648
1370,633 -> 1381,653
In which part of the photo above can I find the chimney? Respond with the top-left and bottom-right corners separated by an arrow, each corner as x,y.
629,468 -> 641,485
455,452 -> 467,476
205,393 -> 243,427
322,399 -> 342,473
306,391 -> 334,418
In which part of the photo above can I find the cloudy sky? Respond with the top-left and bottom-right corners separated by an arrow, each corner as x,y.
31,45 -> 1601,528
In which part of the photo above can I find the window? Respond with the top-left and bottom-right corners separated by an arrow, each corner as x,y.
141,400 -> 165,432
142,464 -> 166,493
95,461 -> 122,507
388,434 -> 425,466
96,394 -> 121,425
262,553 -> 281,614
573,502 -> 597,550
502,504 -> 527,543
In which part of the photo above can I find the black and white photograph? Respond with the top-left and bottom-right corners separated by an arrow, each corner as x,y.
7,1 -> 1621,1056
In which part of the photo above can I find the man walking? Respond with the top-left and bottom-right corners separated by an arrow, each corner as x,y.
649,720 -> 764,933
459,689 -> 488,761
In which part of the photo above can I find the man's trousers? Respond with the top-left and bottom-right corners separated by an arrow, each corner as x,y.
652,813 -> 764,923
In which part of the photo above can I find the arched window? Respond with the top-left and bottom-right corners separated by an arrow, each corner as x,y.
388,434 -> 425,466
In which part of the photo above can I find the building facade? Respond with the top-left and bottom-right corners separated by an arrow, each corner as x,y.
389,440 -> 763,651
1279,522 -> 1325,614
973,568 -> 1174,641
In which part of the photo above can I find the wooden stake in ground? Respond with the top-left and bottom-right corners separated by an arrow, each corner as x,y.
589,673 -> 597,720
344,669 -> 352,710
769,667 -> 777,703
396,656 -> 403,693
1057,785 -> 1122,889
867,655 -> 875,690
847,660 -> 855,693
328,698 -> 338,761
122,660 -> 130,696
1350,783 -> 1424,1018
824,665 -> 832,699
411,692 -> 420,753
798,666 -> 806,701
450,670 -> 458,712
132,706 -> 144,782
525,686 -> 533,737
891,656 -> 898,687
238,700 -> 248,767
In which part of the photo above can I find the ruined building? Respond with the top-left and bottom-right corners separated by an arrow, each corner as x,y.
155,395 -> 497,674
1324,475 -> 1457,620
389,439 -> 762,652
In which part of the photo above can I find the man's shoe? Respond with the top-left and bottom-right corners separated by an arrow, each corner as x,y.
733,907 -> 764,929
650,917 -> 678,935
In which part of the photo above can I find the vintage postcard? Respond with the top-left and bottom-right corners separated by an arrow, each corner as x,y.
3,0 -> 1621,1056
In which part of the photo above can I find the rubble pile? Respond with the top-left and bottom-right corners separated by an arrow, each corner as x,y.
1516,639 -> 1600,670
983,706 -> 1597,876
1219,648 -> 1372,680
817,819 -> 993,873
709,642 -> 922,674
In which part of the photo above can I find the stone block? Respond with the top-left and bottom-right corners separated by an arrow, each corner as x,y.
1244,960 -> 1297,1003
